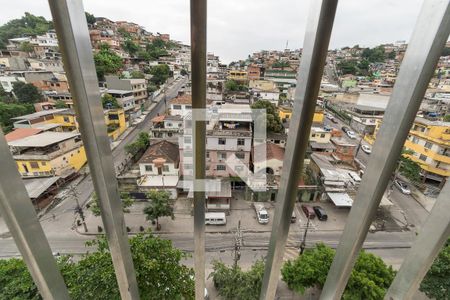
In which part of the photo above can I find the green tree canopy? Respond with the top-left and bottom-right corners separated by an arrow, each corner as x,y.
12,81 -> 41,103
149,64 -> 170,86
362,46 -> 386,63
19,41 -> 34,53
272,60 -> 290,68
125,132 -> 150,156
84,12 -> 96,25
420,239 -> 450,299
210,259 -> 265,300
251,100 -> 283,133
225,80 -> 247,92
0,102 -> 34,132
130,70 -> 145,79
0,85 -> 14,103
143,190 -> 174,230
0,233 -> 194,299
94,43 -> 123,80
101,93 -> 120,109
399,149 -> 422,182
122,39 -> 139,56
443,114 -> 450,122
281,243 -> 395,299
180,69 -> 188,76
0,13 -> 53,49
54,100 -> 68,109
89,191 -> 133,217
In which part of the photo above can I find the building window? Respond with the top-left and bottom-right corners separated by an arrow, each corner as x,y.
184,151 -> 193,157
419,154 -> 427,161
217,165 -> 226,171
237,138 -> 245,146
184,136 -> 191,144
41,162 -> 46,166
30,162 -> 39,169
320,134 -> 325,138
186,105 -> 192,109
218,138 -> 226,145
206,151 -> 209,159
163,165 -> 169,172
235,152 -> 245,159
424,142 -> 433,149
412,136 -> 419,144
145,165 -> 153,172
311,134 -> 316,138
63,116 -> 70,123
219,152 -> 227,160
173,105 -> 182,109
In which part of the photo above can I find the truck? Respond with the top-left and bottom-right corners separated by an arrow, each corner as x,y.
253,202 -> 269,224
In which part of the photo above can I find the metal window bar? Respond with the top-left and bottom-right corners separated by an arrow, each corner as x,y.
259,0 -> 338,299
48,1 -> 140,299
385,179 -> 450,299
0,130 -> 70,299
190,0 -> 207,299
320,0 -> 450,298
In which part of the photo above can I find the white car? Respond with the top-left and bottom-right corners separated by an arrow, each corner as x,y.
361,145 -> 372,154
394,179 -> 411,195
326,113 -> 333,119
346,131 -> 357,139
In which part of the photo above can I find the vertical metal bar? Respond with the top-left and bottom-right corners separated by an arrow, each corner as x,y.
259,1 -> 338,299
321,1 -> 450,298
385,180 -> 450,299
47,1 -> 140,299
0,131 -> 69,299
190,0 -> 207,299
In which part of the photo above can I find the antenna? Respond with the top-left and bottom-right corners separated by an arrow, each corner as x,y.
285,40 -> 289,50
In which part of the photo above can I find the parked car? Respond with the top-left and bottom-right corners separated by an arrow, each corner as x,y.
394,179 -> 411,195
361,144 -> 372,154
301,205 -> 316,219
253,202 -> 269,224
346,131 -> 357,139
291,211 -> 297,223
313,206 -> 328,221
324,125 -> 332,132
331,117 -> 338,124
341,126 -> 350,133
326,113 -> 333,119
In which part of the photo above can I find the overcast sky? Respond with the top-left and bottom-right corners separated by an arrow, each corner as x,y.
1,0 -> 425,63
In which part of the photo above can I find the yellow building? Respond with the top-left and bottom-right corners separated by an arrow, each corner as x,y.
8,131 -> 87,178
278,106 -> 324,123
105,109 -> 127,141
12,108 -> 128,141
228,70 -> 247,82
370,117 -> 449,184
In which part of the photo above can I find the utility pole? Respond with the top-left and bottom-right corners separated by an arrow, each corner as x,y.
233,220 -> 242,268
69,186 -> 88,232
299,216 -> 311,255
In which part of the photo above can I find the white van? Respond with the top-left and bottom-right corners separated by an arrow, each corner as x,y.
205,212 -> 227,225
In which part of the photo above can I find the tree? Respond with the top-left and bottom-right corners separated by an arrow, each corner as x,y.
149,64 -> 170,86
143,190 -> 174,230
85,12 -> 96,25
272,60 -> 290,69
122,39 -> 139,56
443,114 -> 450,122
125,132 -> 150,156
12,81 -> 41,103
361,46 -> 386,63
94,43 -> 123,80
0,85 -> 14,103
130,70 -> 145,79
420,239 -> 450,299
210,259 -> 265,300
225,80 -> 247,92
0,13 -> 53,49
251,100 -> 283,133
337,60 -> 358,75
0,233 -> 195,299
19,41 -> 34,53
89,192 -> 134,217
0,102 -> 35,132
101,93 -> 120,109
180,69 -> 188,76
399,149 -> 422,182
281,243 -> 395,299
54,100 -> 68,109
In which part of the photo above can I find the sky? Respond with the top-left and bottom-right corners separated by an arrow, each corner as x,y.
0,0 -> 425,63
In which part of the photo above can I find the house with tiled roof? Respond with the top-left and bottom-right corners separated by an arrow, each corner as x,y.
137,140 -> 180,199
253,143 -> 285,176
169,94 -> 192,116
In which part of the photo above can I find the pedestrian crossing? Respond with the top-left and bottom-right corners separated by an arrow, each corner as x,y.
283,235 -> 300,262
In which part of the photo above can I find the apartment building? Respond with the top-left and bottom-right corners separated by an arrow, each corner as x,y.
169,94 -> 192,116
149,115 -> 183,139
106,89 -> 137,122
105,76 -> 148,108
264,69 -> 297,93
404,117 -> 450,184
246,64 -> 261,80
7,131 -> 87,178
227,70 -> 247,82
347,104 -> 385,134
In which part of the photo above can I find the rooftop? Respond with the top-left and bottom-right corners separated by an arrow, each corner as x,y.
254,143 -> 285,162
415,116 -> 450,127
8,132 -> 80,148
170,94 -> 192,105
138,140 -> 179,164
5,128 -> 42,142
11,109 -> 69,121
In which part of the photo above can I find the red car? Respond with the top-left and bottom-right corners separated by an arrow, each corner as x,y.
301,205 -> 316,219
